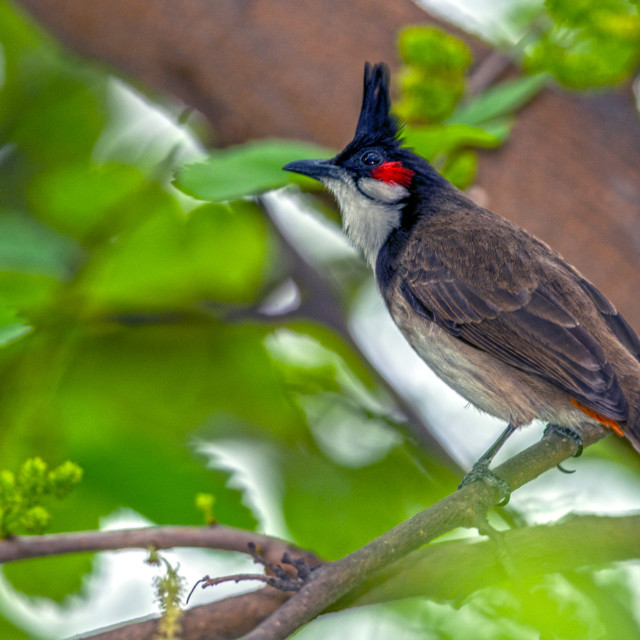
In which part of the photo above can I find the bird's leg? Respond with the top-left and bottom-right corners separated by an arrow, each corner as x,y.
543,423 -> 584,473
475,423 -> 517,464
458,423 -> 515,505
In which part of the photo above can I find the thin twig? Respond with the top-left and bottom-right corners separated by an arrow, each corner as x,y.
0,525 -> 320,567
186,573 -> 272,604
466,49 -> 512,96
465,18 -> 548,96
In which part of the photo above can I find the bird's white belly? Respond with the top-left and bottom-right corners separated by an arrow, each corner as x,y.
387,300 -> 582,428
398,318 -> 521,419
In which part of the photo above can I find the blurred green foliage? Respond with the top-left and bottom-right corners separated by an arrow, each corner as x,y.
174,140 -> 331,202
0,0 -> 638,639
194,492 -> 216,524
152,556 -> 186,640
525,0 -> 640,87
0,458 -> 82,537
0,0 -> 450,626
374,566 -> 640,640
0,0 -> 268,604
396,26 -> 473,123
395,25 -> 547,188
395,1 -> 640,188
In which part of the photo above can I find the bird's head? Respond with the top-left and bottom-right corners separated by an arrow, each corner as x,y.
284,62 -> 446,267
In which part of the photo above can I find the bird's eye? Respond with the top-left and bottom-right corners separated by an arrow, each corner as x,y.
361,151 -> 383,166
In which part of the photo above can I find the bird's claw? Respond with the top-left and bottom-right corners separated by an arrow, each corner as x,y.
458,461 -> 511,506
544,423 -> 584,466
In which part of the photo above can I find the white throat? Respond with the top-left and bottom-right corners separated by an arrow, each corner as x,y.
323,176 -> 409,269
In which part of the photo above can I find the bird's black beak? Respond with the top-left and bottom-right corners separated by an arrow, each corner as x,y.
283,158 -> 343,183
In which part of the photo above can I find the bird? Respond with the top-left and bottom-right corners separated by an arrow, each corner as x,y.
283,62 -> 640,491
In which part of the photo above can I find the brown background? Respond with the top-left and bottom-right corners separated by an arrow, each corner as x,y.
16,0 -> 640,327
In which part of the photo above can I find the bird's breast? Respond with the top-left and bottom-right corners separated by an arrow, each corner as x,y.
383,285 -> 572,427
324,177 -> 404,269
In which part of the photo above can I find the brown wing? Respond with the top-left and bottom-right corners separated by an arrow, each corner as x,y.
399,251 -> 629,422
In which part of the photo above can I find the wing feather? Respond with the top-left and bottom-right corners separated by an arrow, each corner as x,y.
400,252 -> 629,421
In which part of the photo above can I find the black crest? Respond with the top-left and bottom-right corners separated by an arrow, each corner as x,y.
353,62 -> 401,147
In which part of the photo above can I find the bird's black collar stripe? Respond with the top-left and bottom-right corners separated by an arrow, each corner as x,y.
354,180 -> 376,201
376,227 -> 410,293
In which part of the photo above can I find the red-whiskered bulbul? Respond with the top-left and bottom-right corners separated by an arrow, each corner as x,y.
283,62 -> 640,489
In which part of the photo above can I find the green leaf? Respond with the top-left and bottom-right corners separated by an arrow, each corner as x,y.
80,200 -> 269,312
398,26 -> 472,73
2,489 -> 97,601
396,71 -> 466,123
0,307 -> 31,347
174,140 -> 333,202
449,74 -> 547,127
281,441 -> 443,558
0,321 -> 301,599
476,118 -> 513,143
545,0 -> 640,31
441,150 -> 478,190
525,33 -> 640,88
8,79 -> 106,166
525,0 -> 640,88
396,26 -> 472,124
0,610 -> 34,640
403,123 -> 503,161
54,324 -> 293,516
0,272 -> 60,315
28,163 -> 149,239
0,210 -> 81,277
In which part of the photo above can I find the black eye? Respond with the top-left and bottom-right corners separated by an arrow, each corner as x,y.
361,151 -> 383,166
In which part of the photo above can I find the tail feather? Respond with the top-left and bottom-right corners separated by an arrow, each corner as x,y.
624,410 -> 640,453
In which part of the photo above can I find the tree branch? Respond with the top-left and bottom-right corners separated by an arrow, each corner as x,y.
3,424 -> 633,640
0,526 -> 318,640
80,508 -> 639,640
241,422 -> 609,640
84,588 -> 290,640
341,512 -> 640,608
0,525 -> 319,567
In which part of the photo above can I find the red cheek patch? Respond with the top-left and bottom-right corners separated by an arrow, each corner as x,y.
370,161 -> 414,187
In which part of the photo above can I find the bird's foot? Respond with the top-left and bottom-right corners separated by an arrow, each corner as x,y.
458,461 -> 511,506
543,423 -> 583,456
544,423 -> 583,473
